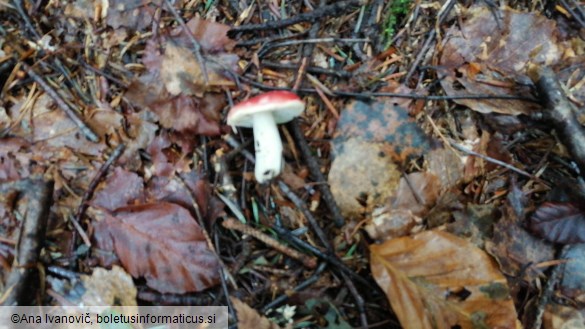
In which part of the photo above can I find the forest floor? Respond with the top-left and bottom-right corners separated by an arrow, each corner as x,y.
1,0 -> 585,328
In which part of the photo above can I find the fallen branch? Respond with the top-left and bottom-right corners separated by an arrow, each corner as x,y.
228,0 -> 363,37
222,218 -> 317,269
0,179 -> 53,305
20,62 -> 99,142
530,66 -> 585,176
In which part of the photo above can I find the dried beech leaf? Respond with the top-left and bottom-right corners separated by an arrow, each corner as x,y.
559,244 -> 585,302
91,167 -> 144,211
93,202 -> 220,293
81,266 -> 137,307
543,303 -> 585,329
440,6 -> 557,115
231,297 -> 284,329
529,202 -> 585,244
370,230 -> 519,329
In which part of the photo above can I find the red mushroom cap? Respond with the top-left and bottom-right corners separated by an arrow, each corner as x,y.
227,91 -> 304,128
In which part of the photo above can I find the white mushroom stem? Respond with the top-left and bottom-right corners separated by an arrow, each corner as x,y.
252,111 -> 283,183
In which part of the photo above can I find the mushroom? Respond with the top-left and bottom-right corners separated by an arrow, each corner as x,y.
227,91 -> 305,183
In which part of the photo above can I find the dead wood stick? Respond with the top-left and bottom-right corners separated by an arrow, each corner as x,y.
228,0 -> 363,37
278,180 -> 332,253
20,62 -> 99,142
404,0 -> 457,83
530,66 -> 585,176
222,218 -> 317,269
271,224 -> 374,288
75,144 -> 126,223
0,179 -> 53,305
71,144 -> 125,253
531,245 -> 570,329
289,120 -> 345,227
260,262 -> 327,313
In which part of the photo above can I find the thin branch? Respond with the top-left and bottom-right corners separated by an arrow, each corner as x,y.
228,0 -> 363,36
20,62 -> 99,142
222,218 -> 317,269
289,120 -> 345,227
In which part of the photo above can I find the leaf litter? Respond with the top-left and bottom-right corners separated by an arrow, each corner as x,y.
1,1 -> 585,328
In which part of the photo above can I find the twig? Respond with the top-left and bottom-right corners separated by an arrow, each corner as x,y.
449,141 -> 540,181
262,61 -> 352,78
340,271 -> 368,329
271,224 -> 373,288
74,144 -> 126,223
0,179 -> 53,305
13,0 -> 92,104
71,144 -> 125,253
289,120 -> 345,227
530,66 -> 585,176
164,0 -> 209,84
261,262 -> 327,313
403,0 -> 457,84
228,0 -> 363,37
222,218 -> 317,269
258,37 -> 369,58
234,74 -> 540,103
214,229 -> 237,321
531,245 -> 570,329
20,62 -> 99,142
560,0 -> 585,29
137,287 -> 213,305
278,180 -> 332,252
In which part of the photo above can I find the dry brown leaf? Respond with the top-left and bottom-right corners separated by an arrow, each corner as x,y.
91,167 -> 145,211
440,5 -> 558,115
81,266 -> 137,306
485,206 -> 554,280
93,202 -> 220,293
370,230 -> 520,329
543,303 -> 585,329
427,147 -> 465,191
365,172 -> 439,240
106,0 -> 164,31
231,297 -> 284,329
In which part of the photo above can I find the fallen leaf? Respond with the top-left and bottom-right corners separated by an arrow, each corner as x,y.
145,171 -> 225,227
81,265 -> 137,306
426,147 -> 465,191
125,14 -> 239,136
529,202 -> 585,244
440,5 -> 559,115
9,94 -> 106,156
92,202 -> 220,293
231,297 -> 284,329
486,205 -> 554,281
365,172 -> 439,240
91,167 -> 144,211
370,230 -> 519,329
543,303 -> 585,329
0,137 -> 31,181
303,299 -> 352,329
559,244 -> 585,303
106,0 -> 162,31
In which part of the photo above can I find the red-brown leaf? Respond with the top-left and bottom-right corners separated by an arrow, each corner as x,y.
529,202 -> 585,244
93,202 -> 220,293
91,167 -> 144,211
